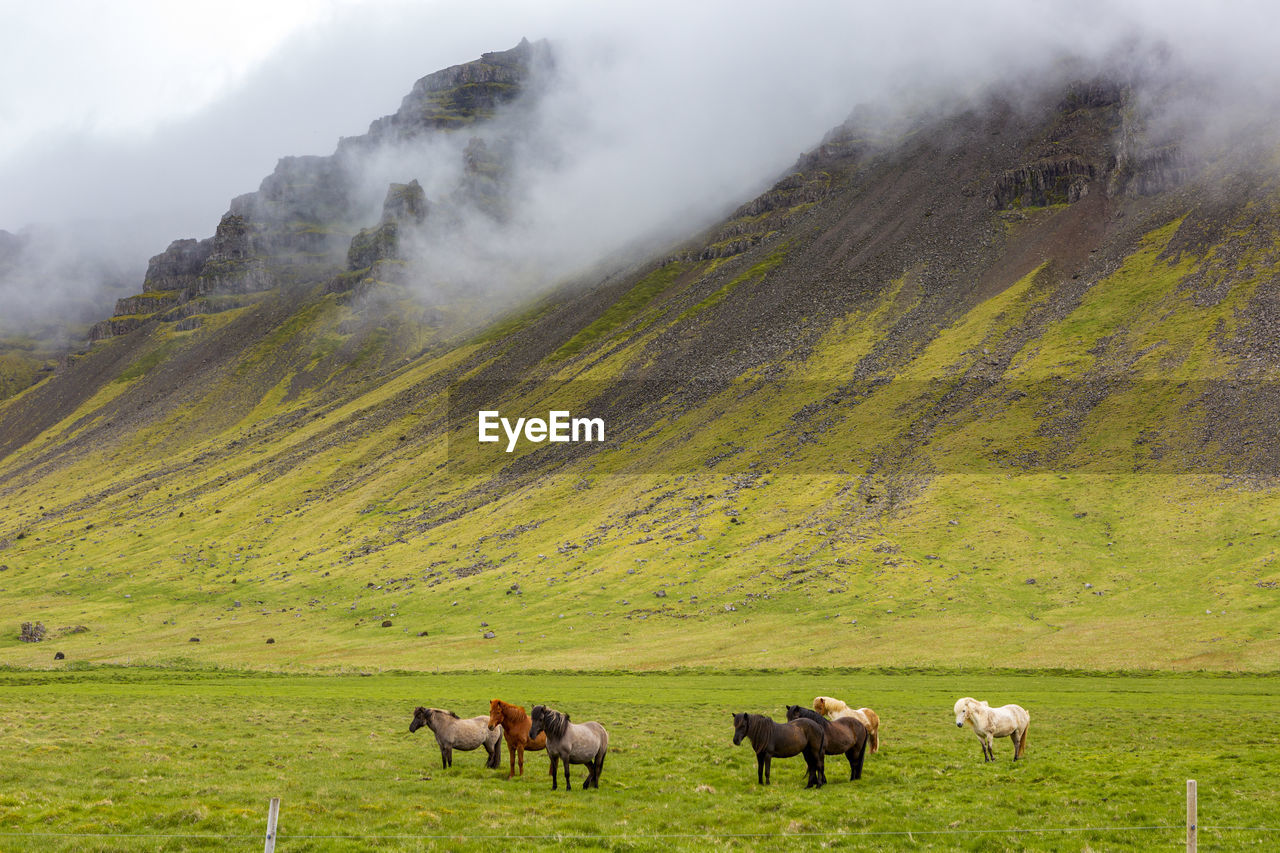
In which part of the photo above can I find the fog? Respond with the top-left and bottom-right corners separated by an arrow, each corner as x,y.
3,0 -> 1279,335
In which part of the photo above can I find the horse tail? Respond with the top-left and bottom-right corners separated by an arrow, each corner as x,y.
1018,726 -> 1029,758
870,724 -> 879,754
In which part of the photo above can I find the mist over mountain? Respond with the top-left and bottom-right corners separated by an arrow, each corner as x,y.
7,2 -> 1280,345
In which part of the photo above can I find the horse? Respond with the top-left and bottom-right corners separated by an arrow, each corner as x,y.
812,696 -> 881,753
953,697 -> 1029,762
527,705 -> 608,790
487,698 -> 548,779
786,705 -> 868,782
409,706 -> 503,770
732,712 -> 826,788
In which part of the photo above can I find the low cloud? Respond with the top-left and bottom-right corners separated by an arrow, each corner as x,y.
4,1 -> 1280,335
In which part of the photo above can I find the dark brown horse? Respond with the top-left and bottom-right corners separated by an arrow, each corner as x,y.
487,699 -> 548,779
732,712 -> 825,788
787,704 -> 868,782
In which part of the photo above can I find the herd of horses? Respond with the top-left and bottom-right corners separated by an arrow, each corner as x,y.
408,694 -> 1028,789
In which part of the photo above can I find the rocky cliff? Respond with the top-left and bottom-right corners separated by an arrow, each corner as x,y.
89,39 -> 550,342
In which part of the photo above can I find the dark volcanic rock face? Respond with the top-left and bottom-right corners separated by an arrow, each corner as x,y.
88,39 -> 549,340
989,156 -> 1097,209
198,214 -> 270,294
347,180 -> 429,271
359,38 -> 551,142
142,238 -> 212,293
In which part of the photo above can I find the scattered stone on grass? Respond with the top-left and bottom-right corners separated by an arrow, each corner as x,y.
18,622 -> 46,643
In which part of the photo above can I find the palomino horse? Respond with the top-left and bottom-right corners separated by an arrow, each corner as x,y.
786,705 -> 868,782
488,698 -> 548,779
953,697 -> 1029,761
409,706 -> 503,769
812,696 -> 881,753
732,712 -> 826,788
528,705 -> 609,790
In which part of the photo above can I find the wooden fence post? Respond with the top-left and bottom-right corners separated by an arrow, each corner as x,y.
1186,779 -> 1197,853
264,797 -> 280,853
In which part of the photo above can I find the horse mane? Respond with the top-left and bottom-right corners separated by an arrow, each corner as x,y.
539,707 -> 571,739
746,713 -> 774,743
787,705 -> 829,728
497,700 -> 527,722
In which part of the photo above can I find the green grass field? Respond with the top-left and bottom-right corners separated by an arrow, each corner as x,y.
1,667 -> 1276,851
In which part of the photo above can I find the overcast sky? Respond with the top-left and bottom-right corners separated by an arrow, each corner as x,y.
2,0 -> 1279,331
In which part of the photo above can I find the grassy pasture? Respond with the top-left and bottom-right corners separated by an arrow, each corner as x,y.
0,667 -> 1276,851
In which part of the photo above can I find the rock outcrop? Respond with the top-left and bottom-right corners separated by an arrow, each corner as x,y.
989,156 -> 1097,209
347,180 -> 429,271
89,39 -> 549,340
142,238 -> 212,293
198,214 -> 270,294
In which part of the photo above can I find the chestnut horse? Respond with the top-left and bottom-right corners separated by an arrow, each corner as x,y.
487,698 -> 548,779
786,705 -> 868,782
732,712 -> 825,788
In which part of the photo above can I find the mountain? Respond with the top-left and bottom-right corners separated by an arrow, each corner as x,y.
1,44 -> 1278,672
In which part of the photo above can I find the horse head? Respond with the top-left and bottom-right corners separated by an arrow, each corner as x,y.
487,699 -> 503,731
953,697 -> 977,728
409,706 -> 431,733
528,704 -> 546,740
785,704 -> 802,721
732,712 -> 749,745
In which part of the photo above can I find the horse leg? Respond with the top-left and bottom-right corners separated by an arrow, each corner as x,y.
593,752 -> 605,788
515,743 -> 524,777
985,734 -> 995,762
507,741 -> 517,779
439,744 -> 449,769
563,759 -> 571,791
549,754 -> 559,790
1011,731 -> 1021,760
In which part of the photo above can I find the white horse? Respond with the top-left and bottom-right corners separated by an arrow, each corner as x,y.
953,697 -> 1029,762
812,696 -> 881,753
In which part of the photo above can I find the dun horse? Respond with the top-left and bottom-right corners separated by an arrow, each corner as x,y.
786,705 -> 868,782
487,698 -> 548,779
812,696 -> 881,753
953,697 -> 1029,761
731,712 -> 825,788
528,705 -> 609,790
409,706 -> 503,770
